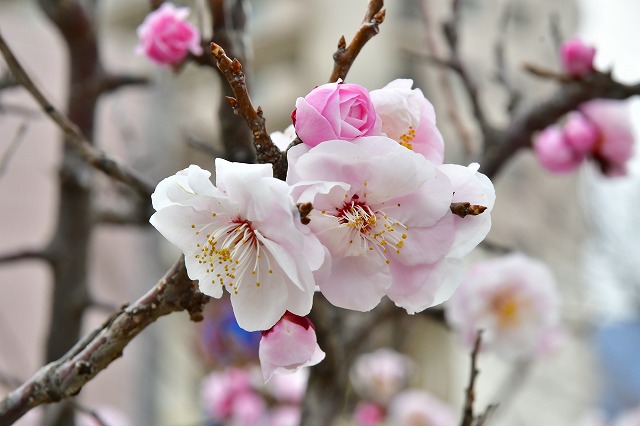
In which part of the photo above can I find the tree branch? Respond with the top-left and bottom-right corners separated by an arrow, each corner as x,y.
329,0 -> 385,83
0,31 -> 155,198
0,257 -> 210,425
209,42 -> 287,178
481,69 -> 640,178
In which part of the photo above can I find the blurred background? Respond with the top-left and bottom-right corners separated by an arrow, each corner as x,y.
0,0 -> 639,425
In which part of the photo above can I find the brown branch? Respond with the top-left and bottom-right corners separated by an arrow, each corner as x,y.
0,31 -> 155,198
329,0 -> 385,83
481,69 -> 640,178
461,331 -> 483,426
0,257 -> 210,424
209,42 -> 287,178
209,0 -> 256,163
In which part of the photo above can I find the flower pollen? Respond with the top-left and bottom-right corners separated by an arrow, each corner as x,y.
334,194 -> 408,256
399,126 -> 416,150
195,217 -> 269,294
490,289 -> 524,330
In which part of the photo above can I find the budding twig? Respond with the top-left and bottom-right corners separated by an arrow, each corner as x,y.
329,0 -> 385,83
450,202 -> 487,218
460,331 -> 483,426
209,42 -> 287,179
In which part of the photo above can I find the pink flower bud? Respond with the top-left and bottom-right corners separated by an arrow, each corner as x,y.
353,402 -> 385,426
136,3 -> 203,66
533,126 -> 583,173
563,112 -> 599,155
259,312 -> 325,382
293,81 -> 382,147
560,38 -> 596,77
579,99 -> 634,177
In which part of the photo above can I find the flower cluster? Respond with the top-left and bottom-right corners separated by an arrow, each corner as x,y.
445,253 -> 564,361
150,78 -> 495,380
533,99 -> 634,176
349,349 -> 455,426
201,366 -> 308,426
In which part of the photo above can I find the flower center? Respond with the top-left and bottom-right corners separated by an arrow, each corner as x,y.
490,289 -> 522,329
399,126 -> 416,150
193,217 -> 271,294
334,194 -> 408,258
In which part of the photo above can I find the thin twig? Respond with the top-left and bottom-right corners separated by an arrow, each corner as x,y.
461,331 -> 482,426
0,31 -> 155,198
419,0 -> 473,157
329,0 -> 385,83
186,134 -> 225,158
493,0 -> 522,114
0,249 -> 51,265
0,257 -> 210,424
441,0 -> 496,143
209,42 -> 286,178
0,121 -> 28,177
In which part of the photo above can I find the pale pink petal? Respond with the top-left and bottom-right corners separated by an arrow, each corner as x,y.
439,163 -> 495,258
388,389 -> 456,426
318,255 -> 391,311
294,97 -> 339,146
387,256 -> 464,314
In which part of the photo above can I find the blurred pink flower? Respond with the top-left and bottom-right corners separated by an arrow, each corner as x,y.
136,2 -> 203,66
259,312 -> 325,382
293,81 -> 382,147
616,406 -> 640,426
268,406 -> 302,426
150,160 -> 319,332
580,99 -> 634,176
388,389 -> 456,426
560,38 -> 596,77
563,112 -> 599,155
266,368 -> 309,403
370,78 -> 444,164
446,253 -> 563,361
201,368 -> 253,421
353,401 -> 385,426
229,391 -> 268,426
350,348 -> 413,404
288,136 -> 466,313
533,126 -> 583,173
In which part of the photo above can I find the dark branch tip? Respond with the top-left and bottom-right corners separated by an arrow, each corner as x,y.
210,42 -> 224,59
338,35 -> 347,50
